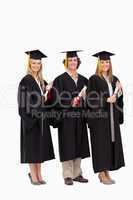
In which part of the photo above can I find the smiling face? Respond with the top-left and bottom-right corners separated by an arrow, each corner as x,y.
67,56 -> 78,71
100,59 -> 111,73
30,59 -> 42,73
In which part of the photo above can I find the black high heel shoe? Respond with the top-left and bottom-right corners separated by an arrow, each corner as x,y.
28,173 -> 41,185
39,180 -> 47,185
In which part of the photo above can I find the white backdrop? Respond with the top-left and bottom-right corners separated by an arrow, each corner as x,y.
0,0 -> 132,199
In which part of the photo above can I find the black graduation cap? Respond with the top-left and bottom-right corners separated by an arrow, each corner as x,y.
61,50 -> 82,58
92,51 -> 115,60
25,49 -> 47,59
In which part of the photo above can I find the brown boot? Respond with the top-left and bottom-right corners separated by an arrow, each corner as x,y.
73,175 -> 88,183
64,177 -> 73,185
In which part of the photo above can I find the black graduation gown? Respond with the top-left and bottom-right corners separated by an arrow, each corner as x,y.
18,74 -> 55,163
86,74 -> 125,173
51,72 -> 90,162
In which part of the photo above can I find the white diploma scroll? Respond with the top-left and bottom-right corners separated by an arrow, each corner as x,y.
114,86 -> 122,98
78,86 -> 87,97
72,85 -> 87,106
44,81 -> 53,100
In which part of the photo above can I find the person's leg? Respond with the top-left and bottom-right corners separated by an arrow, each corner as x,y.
36,163 -> 46,184
62,160 -> 73,178
98,171 -> 107,181
29,164 -> 39,183
73,158 -> 82,179
62,160 -> 74,185
36,163 -> 43,181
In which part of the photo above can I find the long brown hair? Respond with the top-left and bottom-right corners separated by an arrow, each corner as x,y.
95,58 -> 113,82
26,56 -> 45,92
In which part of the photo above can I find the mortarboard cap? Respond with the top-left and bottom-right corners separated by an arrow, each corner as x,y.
92,51 -> 115,60
25,49 -> 47,59
61,50 -> 83,58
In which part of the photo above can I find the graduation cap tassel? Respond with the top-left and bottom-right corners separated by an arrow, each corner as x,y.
64,56 -> 68,68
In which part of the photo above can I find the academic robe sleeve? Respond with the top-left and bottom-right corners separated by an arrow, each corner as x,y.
50,77 -> 64,109
48,77 -> 63,128
84,77 -> 89,86
17,79 -> 37,132
86,75 -> 108,110
113,76 -> 124,124
117,94 -> 124,124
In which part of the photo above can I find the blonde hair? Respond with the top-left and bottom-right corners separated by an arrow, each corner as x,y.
95,58 -> 113,82
26,56 -> 45,92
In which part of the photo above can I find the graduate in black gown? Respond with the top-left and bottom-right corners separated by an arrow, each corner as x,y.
86,51 -> 125,184
51,50 -> 90,185
18,50 -> 55,185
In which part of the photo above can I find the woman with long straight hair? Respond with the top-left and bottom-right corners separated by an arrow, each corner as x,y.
86,51 -> 125,184
18,50 -> 55,185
